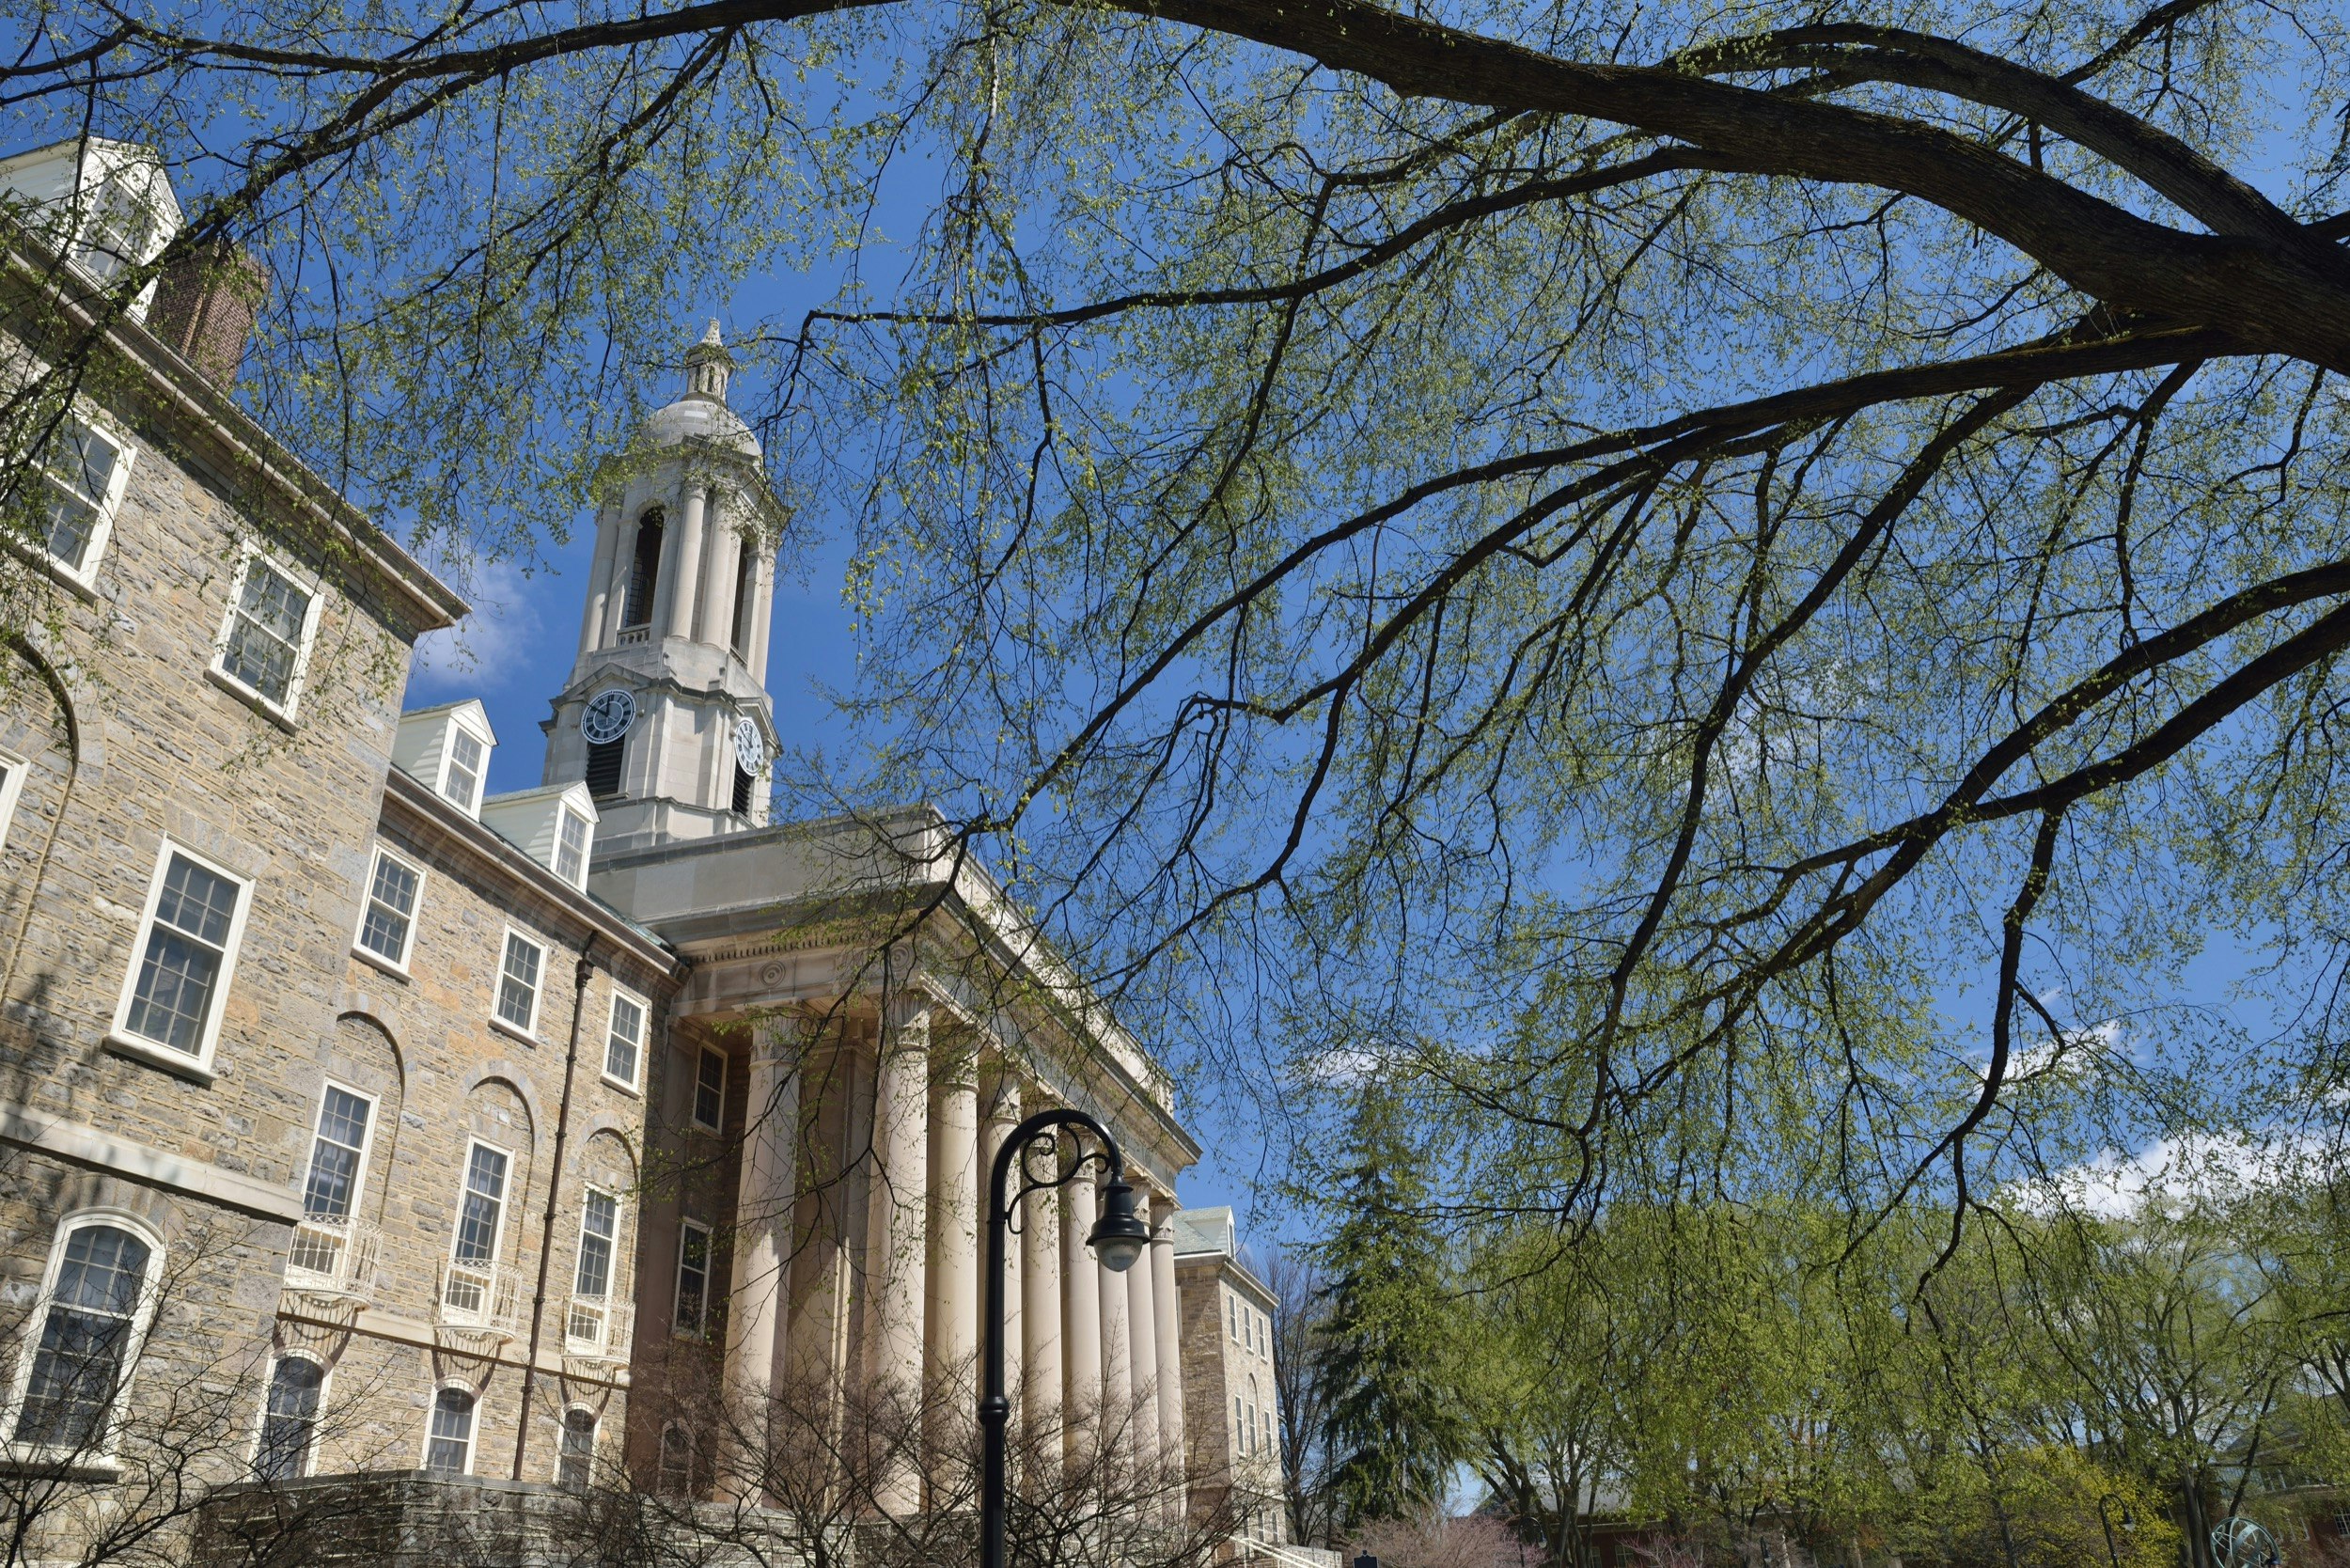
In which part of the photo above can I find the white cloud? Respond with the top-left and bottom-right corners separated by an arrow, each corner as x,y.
407,557 -> 546,698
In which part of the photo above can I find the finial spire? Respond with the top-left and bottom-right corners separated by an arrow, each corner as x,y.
683,319 -> 733,403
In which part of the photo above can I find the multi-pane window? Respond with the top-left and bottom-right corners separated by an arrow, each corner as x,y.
603,991 -> 646,1089
453,1144 -> 509,1266
425,1387 -> 475,1473
0,752 -> 23,852
216,556 -> 315,712
557,1408 -> 597,1492
691,1047 -> 725,1132
33,417 -> 126,574
657,1421 -> 694,1496
674,1220 -> 711,1337
1227,1294 -> 1237,1341
118,846 -> 246,1062
256,1357 -> 323,1480
574,1191 -> 618,1299
354,845 -> 423,967
73,177 -> 159,284
14,1222 -> 152,1451
302,1086 -> 373,1221
554,808 -> 590,884
442,727 -> 485,811
494,930 -> 543,1034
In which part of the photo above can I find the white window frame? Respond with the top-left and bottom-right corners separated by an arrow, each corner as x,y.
490,925 -> 545,1041
250,1350 -> 331,1481
438,719 -> 490,816
20,410 -> 134,592
448,1138 -> 513,1268
2,1210 -> 164,1466
556,1403 -> 599,1491
420,1379 -> 479,1475
209,543 -> 325,724
572,1185 -> 622,1299
553,805 -> 591,886
107,838 -> 254,1079
298,1079 -> 380,1224
673,1218 -> 713,1339
601,986 -> 647,1092
0,745 -> 26,854
689,1046 -> 726,1133
351,842 -> 427,975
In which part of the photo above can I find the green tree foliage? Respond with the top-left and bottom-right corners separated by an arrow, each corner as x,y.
6,0 -> 2350,1252
1310,1088 -> 1466,1529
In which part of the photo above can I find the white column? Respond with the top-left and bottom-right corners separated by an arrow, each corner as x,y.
1125,1221 -> 1161,1483
1150,1205 -> 1186,1495
930,1039 -> 980,1411
871,992 -> 930,1515
722,1029 -> 798,1502
746,548 -> 776,682
577,503 -> 619,658
1098,1188 -> 1133,1466
1020,1138 -> 1062,1470
604,510 -> 642,642
664,480 -> 708,639
1059,1162 -> 1102,1465
700,518 -> 740,647
979,1075 -> 1024,1419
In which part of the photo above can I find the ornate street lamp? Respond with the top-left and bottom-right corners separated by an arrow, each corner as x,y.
980,1107 -> 1152,1568
2098,1493 -> 2135,1568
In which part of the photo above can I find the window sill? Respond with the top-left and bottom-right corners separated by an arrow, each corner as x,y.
203,665 -> 300,733
598,1074 -> 642,1099
2,536 -> 105,604
488,1015 -> 539,1049
104,1032 -> 217,1086
0,1445 -> 121,1481
350,945 -> 413,983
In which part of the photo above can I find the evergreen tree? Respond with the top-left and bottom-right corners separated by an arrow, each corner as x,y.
1310,1086 -> 1465,1529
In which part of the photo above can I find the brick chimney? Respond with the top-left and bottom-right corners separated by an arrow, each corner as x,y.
146,239 -> 266,386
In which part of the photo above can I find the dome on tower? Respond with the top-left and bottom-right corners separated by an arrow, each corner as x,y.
642,320 -> 760,457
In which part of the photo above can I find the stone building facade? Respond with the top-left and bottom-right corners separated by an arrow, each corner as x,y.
1173,1208 -> 1288,1547
0,135 -> 1282,1562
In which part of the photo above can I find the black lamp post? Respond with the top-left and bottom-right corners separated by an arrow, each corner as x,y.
980,1107 -> 1152,1568
2098,1492 -> 2135,1568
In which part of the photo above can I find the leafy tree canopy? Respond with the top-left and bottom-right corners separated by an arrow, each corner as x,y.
5,0 -> 2350,1244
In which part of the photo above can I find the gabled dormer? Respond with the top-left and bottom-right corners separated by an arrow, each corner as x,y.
0,137 -> 183,322
392,699 -> 496,818
480,782 -> 599,889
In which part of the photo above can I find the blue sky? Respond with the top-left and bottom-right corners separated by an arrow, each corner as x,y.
405,478 -> 1287,1245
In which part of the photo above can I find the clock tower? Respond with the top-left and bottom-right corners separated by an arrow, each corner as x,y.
541,322 -> 783,851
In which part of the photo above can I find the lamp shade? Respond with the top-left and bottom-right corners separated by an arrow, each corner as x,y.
1088,1175 -> 1152,1273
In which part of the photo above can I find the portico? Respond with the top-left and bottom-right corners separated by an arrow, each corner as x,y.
591,805 -> 1199,1508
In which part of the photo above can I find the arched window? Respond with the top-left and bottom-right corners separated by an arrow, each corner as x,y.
728,537 -> 757,657
622,510 -> 666,628
12,1217 -> 158,1453
557,1406 -> 598,1491
425,1385 -> 476,1473
256,1356 -> 325,1480
658,1419 -> 695,1497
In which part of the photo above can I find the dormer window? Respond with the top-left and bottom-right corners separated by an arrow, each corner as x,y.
74,174 -> 161,285
554,807 -> 590,884
442,728 -> 484,813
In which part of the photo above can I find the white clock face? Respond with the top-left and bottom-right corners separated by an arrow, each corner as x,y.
732,716 -> 764,775
581,688 -> 636,745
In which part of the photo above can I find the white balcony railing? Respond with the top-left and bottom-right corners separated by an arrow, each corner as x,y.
437,1258 -> 523,1338
563,1294 -> 636,1360
283,1216 -> 382,1299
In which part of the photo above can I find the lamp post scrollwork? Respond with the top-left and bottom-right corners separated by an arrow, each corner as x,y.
979,1107 -> 1152,1568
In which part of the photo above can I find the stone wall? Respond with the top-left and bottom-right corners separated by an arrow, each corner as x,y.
190,1470 -> 807,1568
